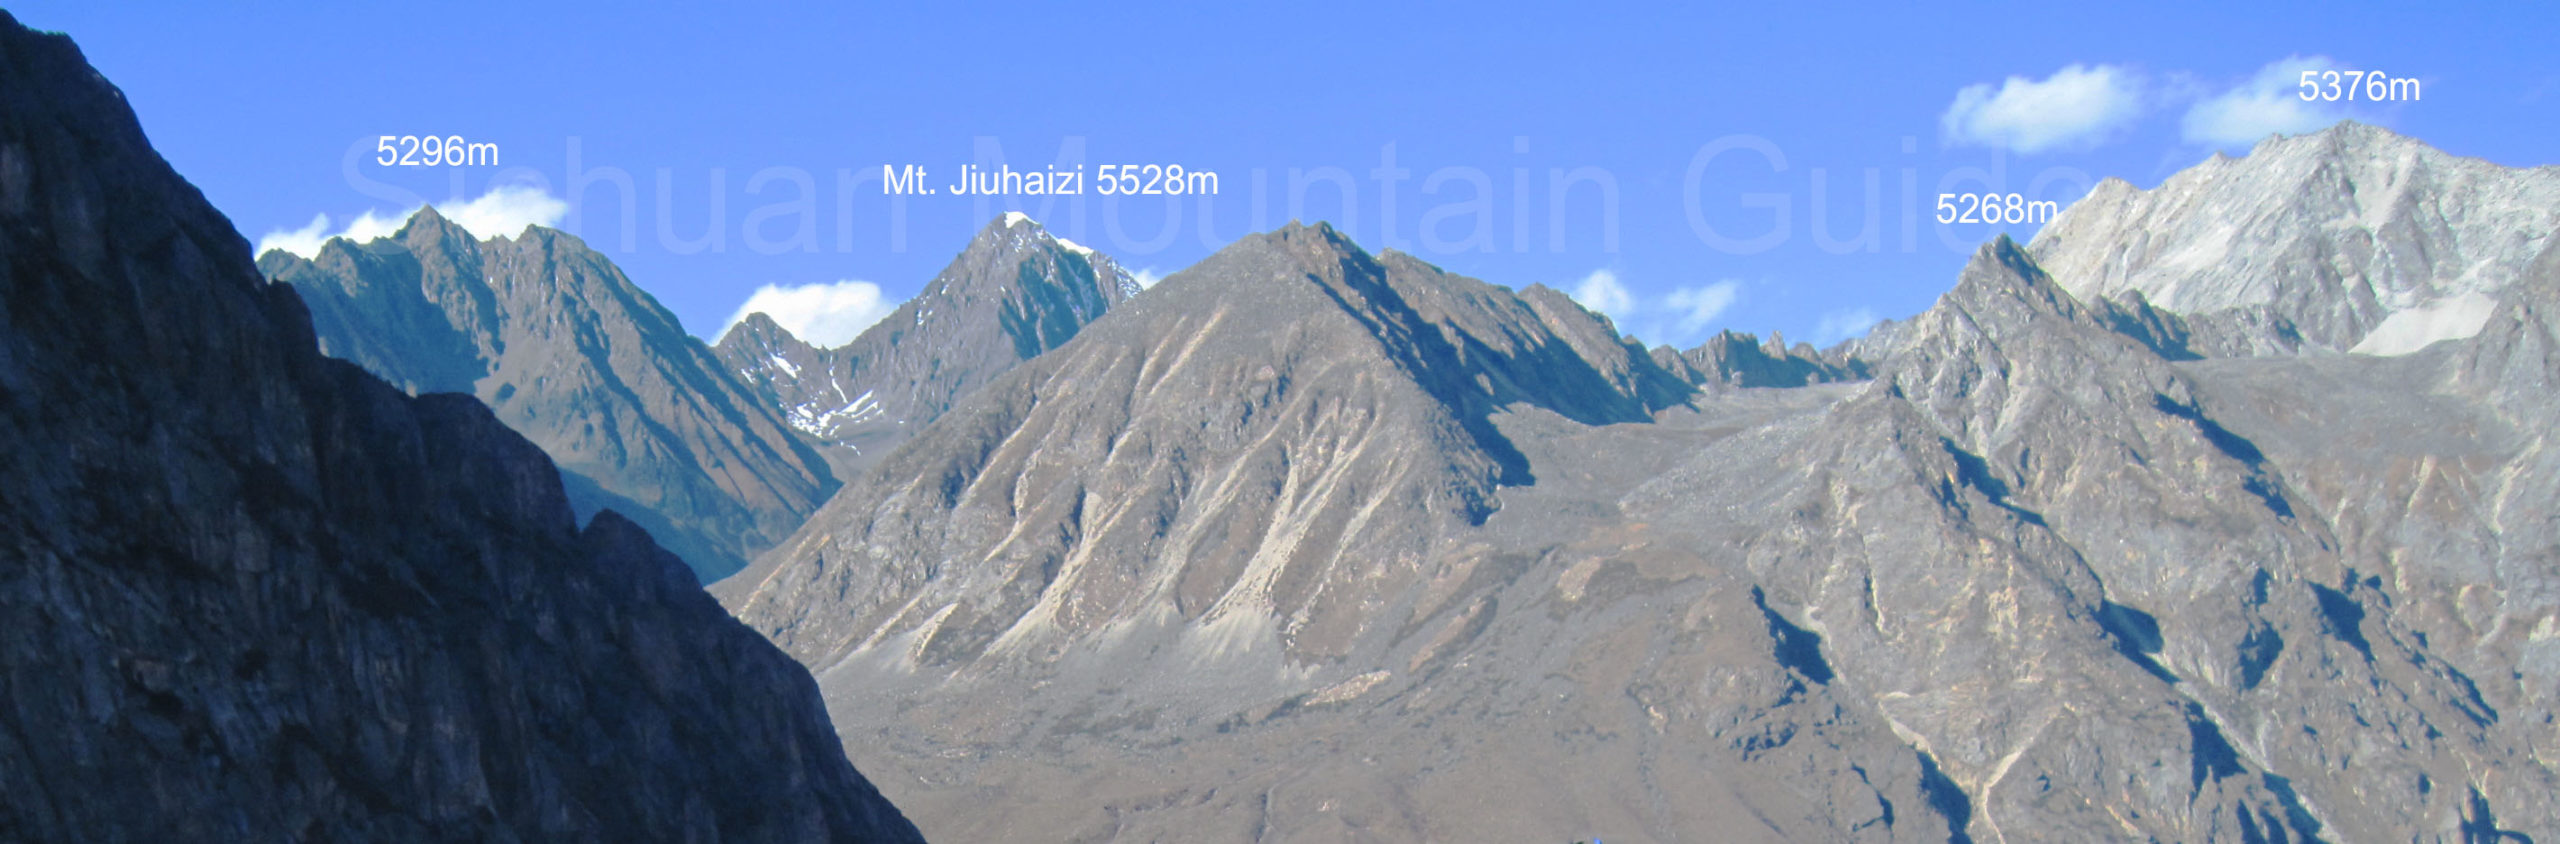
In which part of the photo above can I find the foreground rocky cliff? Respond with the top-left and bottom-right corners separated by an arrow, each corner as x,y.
0,14 -> 921,841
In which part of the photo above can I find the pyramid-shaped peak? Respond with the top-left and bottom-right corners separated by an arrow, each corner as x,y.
716,310 -> 791,346
983,211 -> 1067,239
969,212 -> 1121,264
1268,220 -> 1364,257
1941,235 -> 2086,326
395,203 -> 474,243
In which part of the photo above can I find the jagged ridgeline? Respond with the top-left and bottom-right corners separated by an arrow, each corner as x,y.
259,207 -> 840,583
720,127 -> 2557,840
0,14 -> 920,842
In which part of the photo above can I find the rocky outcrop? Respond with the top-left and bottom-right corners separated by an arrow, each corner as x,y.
0,15 -> 921,841
261,213 -> 838,582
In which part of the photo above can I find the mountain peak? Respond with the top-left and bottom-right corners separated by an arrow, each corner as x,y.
972,211 -> 1111,260
1254,219 -> 1367,266
723,221 -> 1694,671
1884,236 -> 2111,391
730,310 -> 790,339
717,210 -> 1143,474
1944,235 -> 2084,325
2243,118 -> 2422,164
394,203 -> 477,249
405,201 -> 453,227
272,195 -> 838,580
2030,123 -> 2560,352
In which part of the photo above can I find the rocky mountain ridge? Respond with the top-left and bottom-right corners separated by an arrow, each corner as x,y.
716,222 -> 1694,666
721,161 -> 2557,838
2030,121 -> 2560,356
260,211 -> 838,581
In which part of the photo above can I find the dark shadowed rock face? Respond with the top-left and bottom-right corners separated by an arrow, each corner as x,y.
260,213 -> 838,582
714,213 -> 1138,477
0,15 -> 920,842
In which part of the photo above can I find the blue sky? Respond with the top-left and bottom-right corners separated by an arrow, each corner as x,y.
12,1 -> 2552,350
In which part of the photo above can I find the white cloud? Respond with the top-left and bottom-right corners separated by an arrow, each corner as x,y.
720,280 -> 899,348
2182,56 -> 2351,149
1132,267 -> 1166,289
251,185 -> 569,259
255,208 -> 404,259
1665,281 -> 1741,339
435,184 -> 567,241
1570,269 -> 1634,320
1812,308 -> 1883,345
1567,269 -> 1741,345
254,213 -> 334,260
1942,63 -> 2145,154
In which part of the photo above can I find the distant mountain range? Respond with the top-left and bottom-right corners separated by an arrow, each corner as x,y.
0,14 -> 920,841
712,124 -> 2557,841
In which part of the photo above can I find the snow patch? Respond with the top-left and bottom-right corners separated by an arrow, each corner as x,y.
1051,234 -> 1095,258
2350,292 -> 2499,356
786,388 -> 882,436
1001,211 -> 1033,227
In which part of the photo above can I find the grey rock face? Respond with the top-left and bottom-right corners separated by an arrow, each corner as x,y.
2030,121 -> 2560,354
715,213 -> 1137,478
1680,236 -> 2553,840
261,213 -> 838,582
729,213 -> 2556,838
717,222 -> 1693,665
0,16 -> 920,842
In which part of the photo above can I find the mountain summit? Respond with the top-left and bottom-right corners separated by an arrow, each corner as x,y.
259,212 -> 838,581
717,212 -> 1141,476
718,221 -> 1693,669
2031,121 -> 2560,355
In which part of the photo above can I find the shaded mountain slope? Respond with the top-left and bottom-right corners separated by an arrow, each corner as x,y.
260,214 -> 837,581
